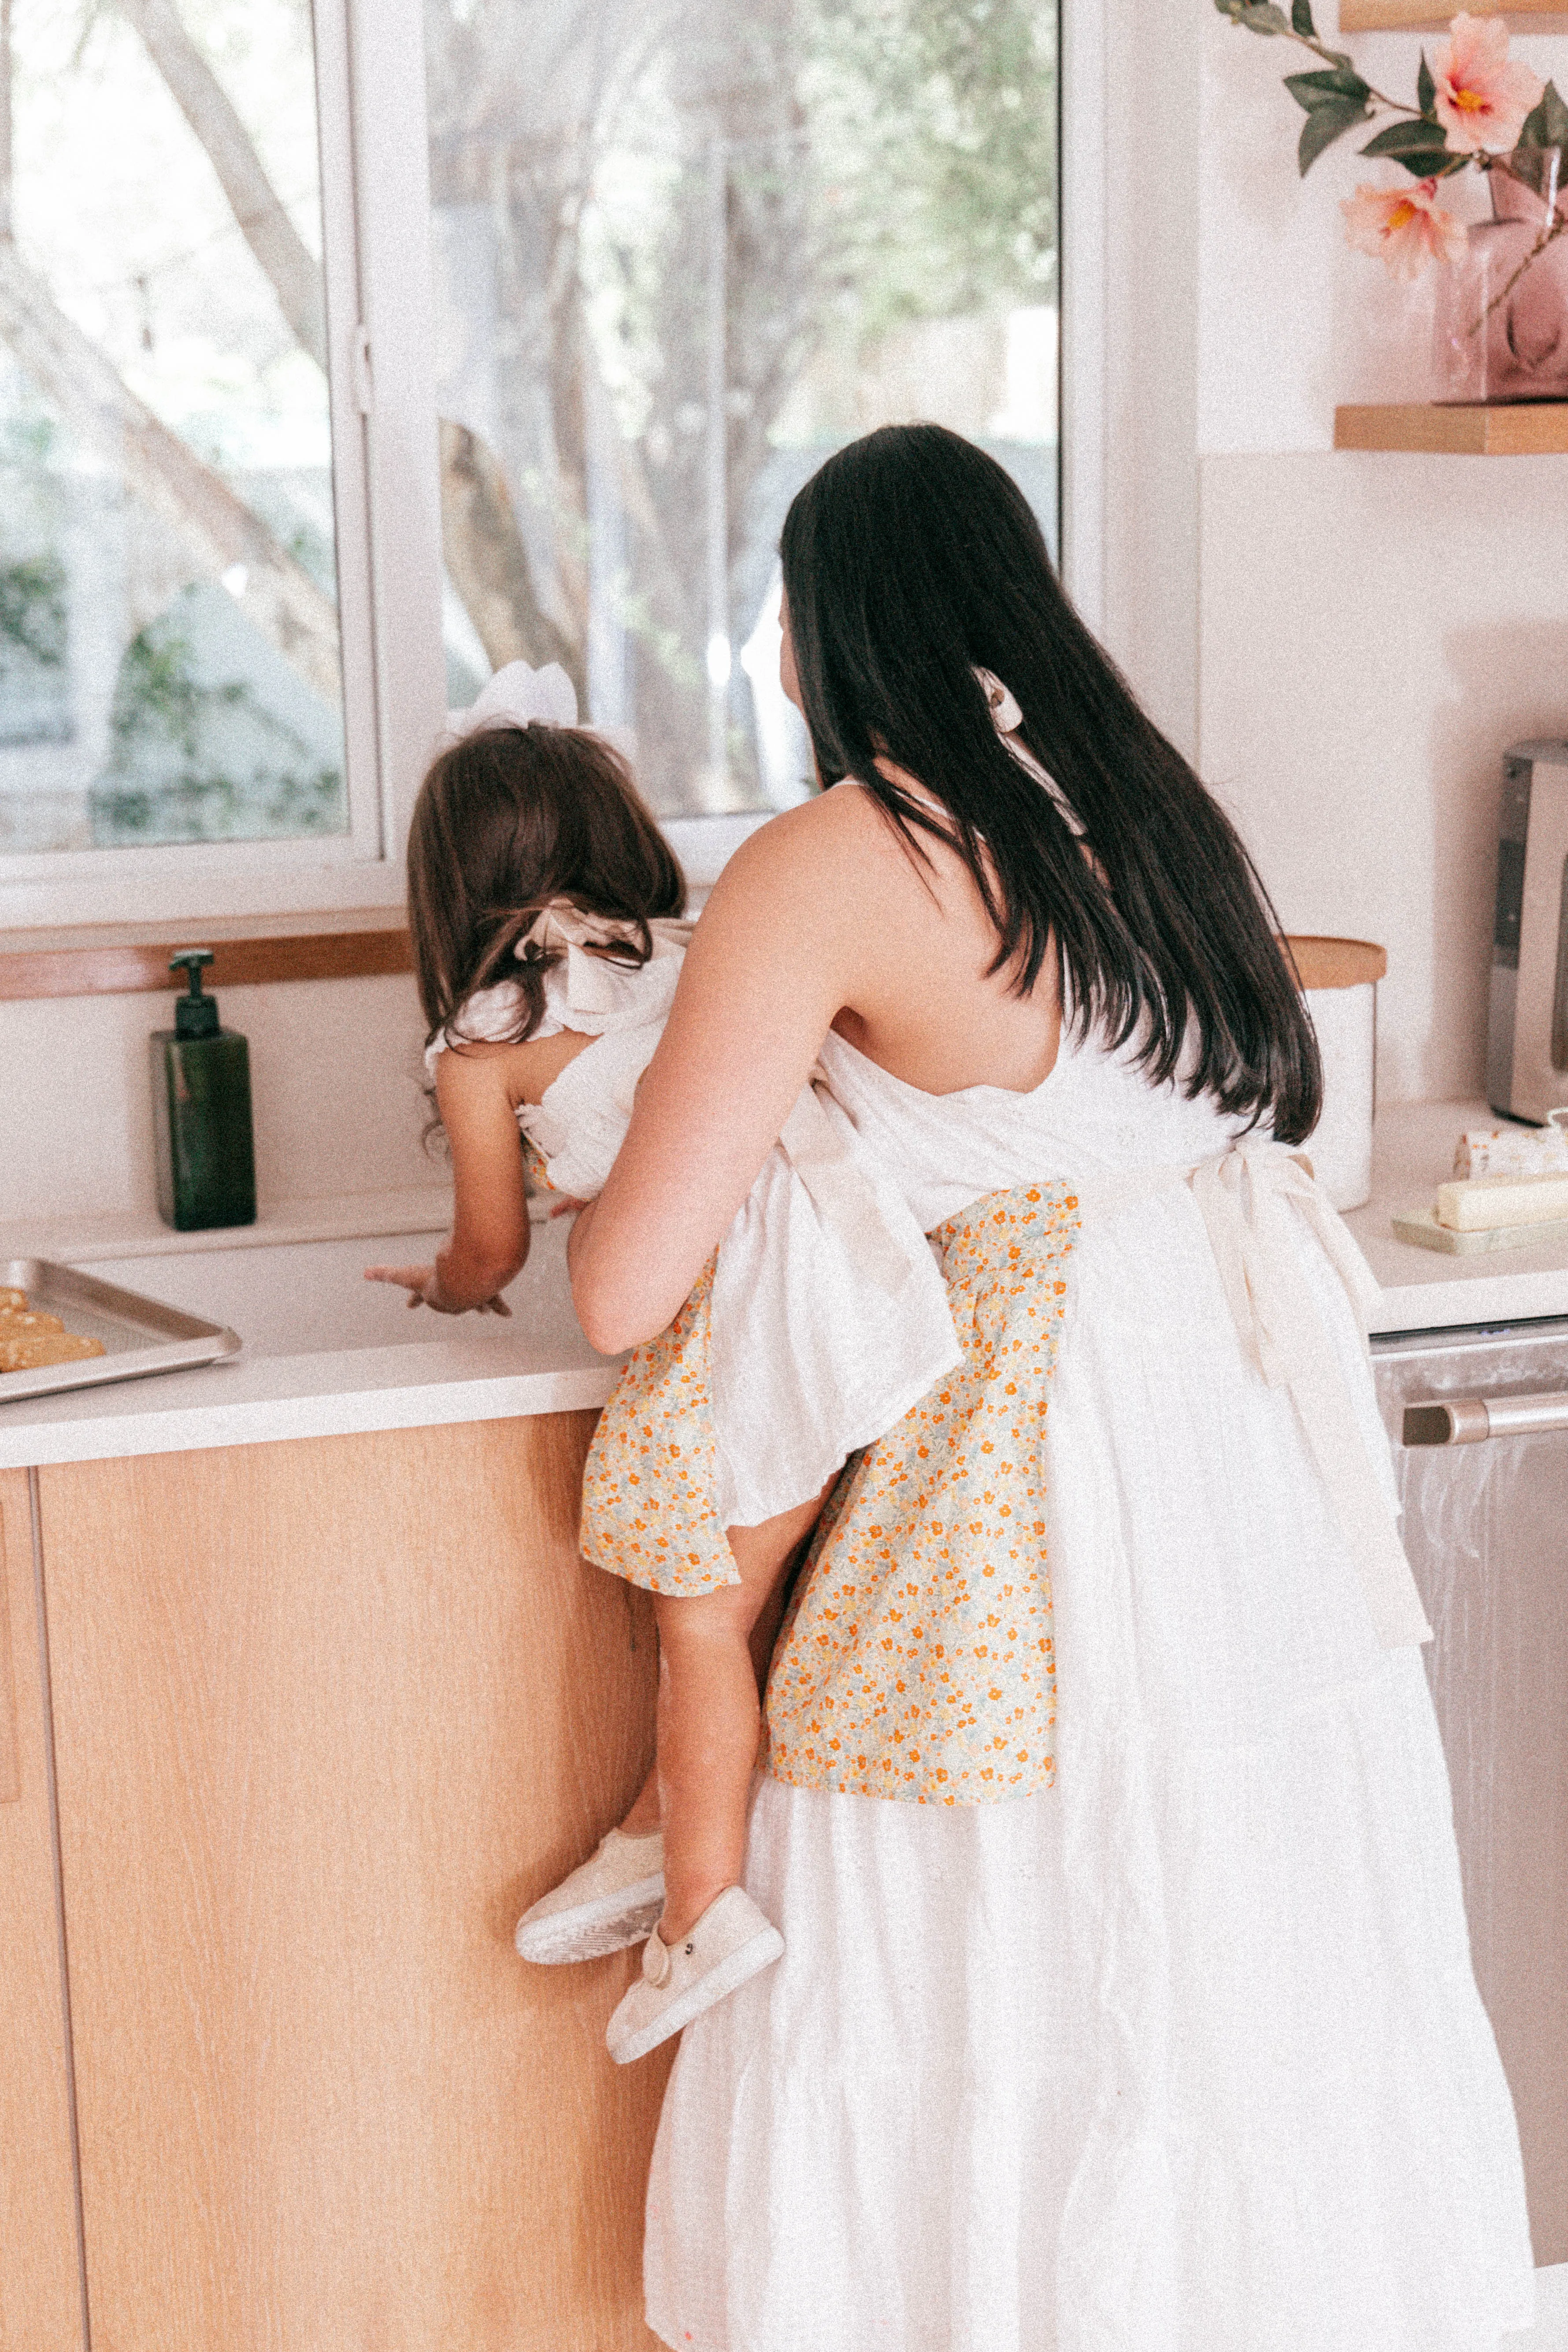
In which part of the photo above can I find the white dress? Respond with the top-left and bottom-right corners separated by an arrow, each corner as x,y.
426,904 -> 960,1531
642,1018 -> 1537,2352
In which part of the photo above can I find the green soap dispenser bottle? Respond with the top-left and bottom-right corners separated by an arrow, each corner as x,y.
150,949 -> 257,1231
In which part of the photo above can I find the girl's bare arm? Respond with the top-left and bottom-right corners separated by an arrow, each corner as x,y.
367,1028 -> 599,1312
367,1043 -> 533,1311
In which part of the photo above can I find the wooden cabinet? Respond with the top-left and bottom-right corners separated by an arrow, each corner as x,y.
13,1413 -> 666,2352
0,1468 -> 85,2352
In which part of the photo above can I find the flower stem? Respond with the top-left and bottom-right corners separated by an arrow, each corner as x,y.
1466,208 -> 1568,334
1274,20 -> 1418,117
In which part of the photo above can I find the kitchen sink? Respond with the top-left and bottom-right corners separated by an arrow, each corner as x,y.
84,1214 -> 597,1366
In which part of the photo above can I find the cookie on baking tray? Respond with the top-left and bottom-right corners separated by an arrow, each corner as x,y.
0,1291 -> 106,1376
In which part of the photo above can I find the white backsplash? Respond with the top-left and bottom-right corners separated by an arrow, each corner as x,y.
5,972 -> 437,1225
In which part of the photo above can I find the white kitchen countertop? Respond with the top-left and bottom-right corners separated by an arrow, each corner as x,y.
1349,1098 -> 1568,1336
0,1205 -> 620,1471
1,1099 -> 1564,1472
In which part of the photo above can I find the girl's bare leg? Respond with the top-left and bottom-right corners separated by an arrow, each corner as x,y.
616,1502 -> 816,1840
652,1483 -> 830,1942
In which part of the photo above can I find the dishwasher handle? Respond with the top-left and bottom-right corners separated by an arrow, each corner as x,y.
1403,1391 -> 1568,1445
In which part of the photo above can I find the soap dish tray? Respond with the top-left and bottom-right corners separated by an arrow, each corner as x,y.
0,1258 -> 241,1405
1391,1208 -> 1568,1256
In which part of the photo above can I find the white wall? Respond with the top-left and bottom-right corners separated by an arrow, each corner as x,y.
3,973 -> 434,1227
1188,5 -> 1568,1104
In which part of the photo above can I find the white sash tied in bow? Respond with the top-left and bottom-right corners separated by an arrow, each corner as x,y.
1078,1142 -> 1431,1651
515,901 -> 691,1023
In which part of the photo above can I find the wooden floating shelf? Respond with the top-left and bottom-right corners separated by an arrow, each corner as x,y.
0,927 -> 413,1002
1334,401 -> 1568,454
1340,0 -> 1568,26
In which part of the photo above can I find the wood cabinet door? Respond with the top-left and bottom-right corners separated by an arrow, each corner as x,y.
0,1468 -> 85,2352
37,1415 -> 668,2352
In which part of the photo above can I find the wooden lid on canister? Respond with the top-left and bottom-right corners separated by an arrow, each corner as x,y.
1280,935 -> 1386,990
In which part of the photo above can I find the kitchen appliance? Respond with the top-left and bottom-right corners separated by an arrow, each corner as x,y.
1487,740 -> 1568,1125
1373,1318 -> 1568,2263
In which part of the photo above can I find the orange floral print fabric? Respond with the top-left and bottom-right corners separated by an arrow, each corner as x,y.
764,1182 -> 1080,1806
578,1253 -> 740,1595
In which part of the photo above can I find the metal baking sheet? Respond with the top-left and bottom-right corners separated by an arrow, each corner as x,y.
0,1258 -> 241,1406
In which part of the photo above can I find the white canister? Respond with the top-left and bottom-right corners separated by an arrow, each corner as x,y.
1284,936 -> 1386,1212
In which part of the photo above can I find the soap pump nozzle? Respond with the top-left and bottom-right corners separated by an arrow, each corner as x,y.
171,946 -> 220,1039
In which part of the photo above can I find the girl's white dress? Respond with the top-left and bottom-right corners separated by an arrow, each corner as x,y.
426,905 -> 960,1531
642,1017 -> 1538,2352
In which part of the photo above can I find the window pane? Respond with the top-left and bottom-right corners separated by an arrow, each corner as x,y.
0,0 -> 345,853
425,0 -> 1058,818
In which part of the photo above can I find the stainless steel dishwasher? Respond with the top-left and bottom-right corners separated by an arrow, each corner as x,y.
1373,1316 -> 1568,2267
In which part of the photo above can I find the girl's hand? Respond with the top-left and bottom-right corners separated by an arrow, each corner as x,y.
363,1265 -> 513,1317
546,1195 -> 593,1220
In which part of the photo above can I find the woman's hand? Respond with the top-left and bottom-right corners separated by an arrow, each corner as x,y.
363,1264 -> 512,1316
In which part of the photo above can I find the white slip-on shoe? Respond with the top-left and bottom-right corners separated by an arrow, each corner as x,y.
515,1828 -> 665,1964
604,1885 -> 784,2064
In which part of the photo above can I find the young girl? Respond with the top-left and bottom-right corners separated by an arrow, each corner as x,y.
367,660 -> 960,2064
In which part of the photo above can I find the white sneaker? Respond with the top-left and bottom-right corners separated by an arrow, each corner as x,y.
604,1885 -> 784,2064
515,1827 -> 665,1964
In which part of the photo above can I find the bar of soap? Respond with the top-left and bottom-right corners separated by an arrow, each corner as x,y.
1435,1172 -> 1568,1232
1454,1122 -> 1568,1178
0,1331 -> 106,1373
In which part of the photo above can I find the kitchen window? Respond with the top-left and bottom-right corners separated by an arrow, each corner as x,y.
0,0 -> 391,923
424,0 -> 1061,823
0,0 -> 1075,924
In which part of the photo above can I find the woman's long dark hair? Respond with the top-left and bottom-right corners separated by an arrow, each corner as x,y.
407,721 -> 685,1056
780,425 -> 1321,1143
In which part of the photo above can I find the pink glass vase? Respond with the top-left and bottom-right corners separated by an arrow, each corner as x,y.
1433,156 -> 1568,404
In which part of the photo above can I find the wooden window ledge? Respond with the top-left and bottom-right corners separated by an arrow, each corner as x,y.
0,916 -> 413,1003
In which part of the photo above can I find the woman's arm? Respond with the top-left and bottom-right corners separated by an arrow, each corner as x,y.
567,795 -> 874,1353
366,1045 -> 531,1313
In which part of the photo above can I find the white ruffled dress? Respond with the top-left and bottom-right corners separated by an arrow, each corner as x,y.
425,905 -> 960,1534
641,1016 -> 1537,2352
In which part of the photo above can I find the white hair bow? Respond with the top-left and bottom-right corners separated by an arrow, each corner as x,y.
445,659 -> 580,740
443,658 -> 638,767
972,665 -> 1087,840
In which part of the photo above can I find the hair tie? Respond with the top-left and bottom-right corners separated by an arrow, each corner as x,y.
971,667 -> 1087,840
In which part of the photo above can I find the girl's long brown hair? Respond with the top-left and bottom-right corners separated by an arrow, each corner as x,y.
407,722 -> 686,1057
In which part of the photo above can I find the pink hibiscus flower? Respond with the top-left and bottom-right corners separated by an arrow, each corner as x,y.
1432,13 -> 1544,156
1341,178 -> 1469,280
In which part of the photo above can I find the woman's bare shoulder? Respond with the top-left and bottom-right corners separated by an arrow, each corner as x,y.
709,783 -> 915,923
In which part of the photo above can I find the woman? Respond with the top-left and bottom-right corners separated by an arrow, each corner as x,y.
568,425 -> 1533,2351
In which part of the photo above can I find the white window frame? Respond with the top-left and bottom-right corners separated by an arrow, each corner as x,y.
0,0 -> 1105,930
0,0 -> 445,931
1059,0 -> 1107,642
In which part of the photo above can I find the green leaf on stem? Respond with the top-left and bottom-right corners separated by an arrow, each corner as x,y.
1518,79 -> 1568,152
1285,65 -> 1371,109
1300,95 -> 1372,173
1360,117 -> 1454,176
1291,0 -> 1316,32
1234,2 -> 1293,32
1417,51 -> 1436,118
